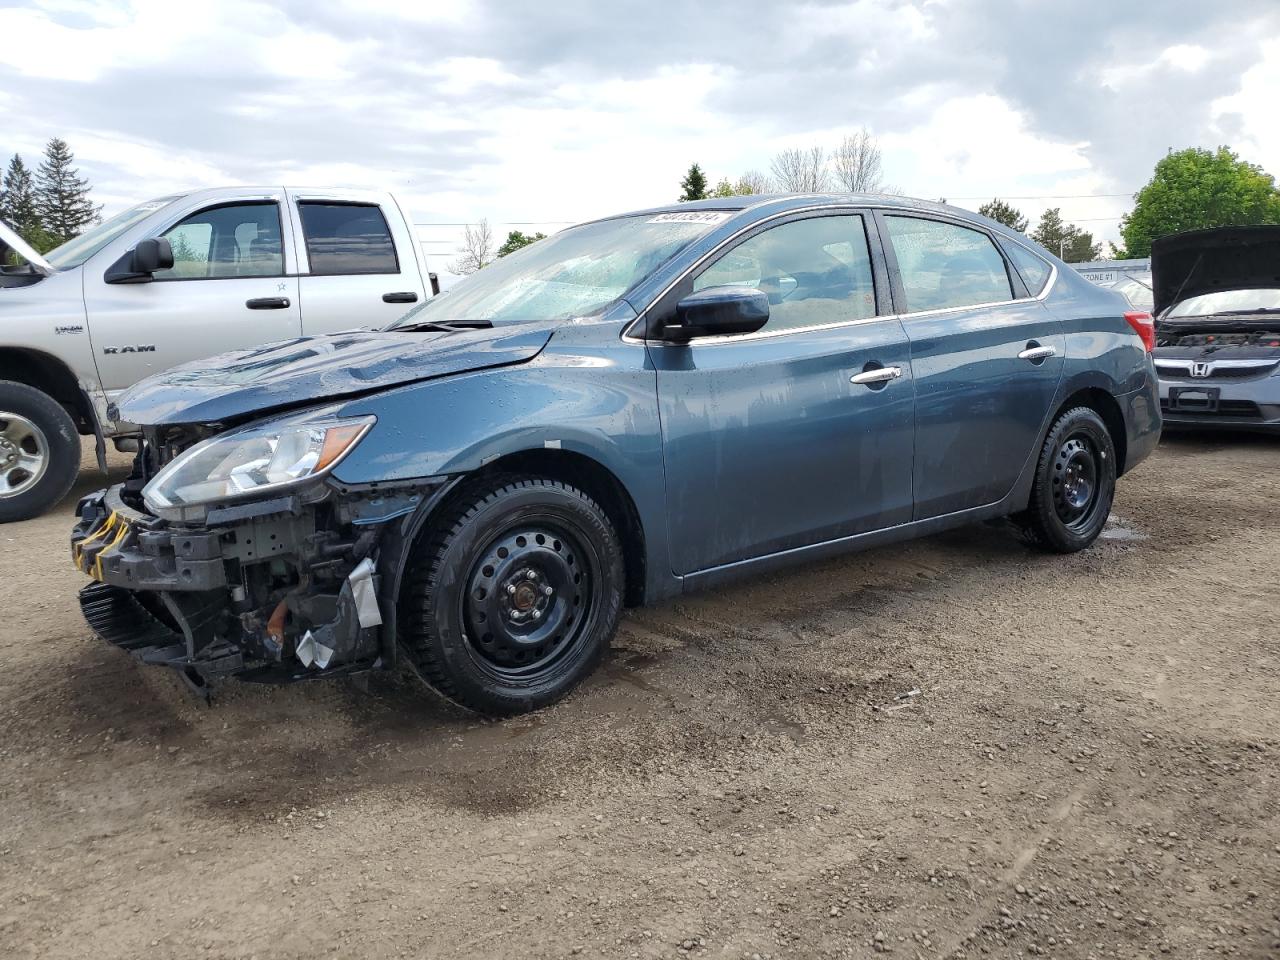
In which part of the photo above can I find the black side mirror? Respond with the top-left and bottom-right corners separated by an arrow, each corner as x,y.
105,237 -> 175,284
666,286 -> 769,341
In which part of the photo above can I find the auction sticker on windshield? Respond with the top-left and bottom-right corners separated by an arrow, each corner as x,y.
646,212 -> 732,225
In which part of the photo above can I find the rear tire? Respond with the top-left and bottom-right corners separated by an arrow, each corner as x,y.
1017,406 -> 1115,553
0,380 -> 80,523
400,476 -> 624,715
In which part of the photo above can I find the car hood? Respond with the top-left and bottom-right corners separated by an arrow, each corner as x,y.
0,219 -> 55,276
115,323 -> 555,426
1152,225 -> 1280,316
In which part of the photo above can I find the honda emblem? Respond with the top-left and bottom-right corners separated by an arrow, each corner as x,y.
1191,361 -> 1211,378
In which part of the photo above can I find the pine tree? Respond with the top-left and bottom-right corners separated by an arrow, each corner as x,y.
1031,207 -> 1101,263
679,163 -> 708,202
1,154 -> 50,249
35,138 -> 100,246
977,198 -> 1028,233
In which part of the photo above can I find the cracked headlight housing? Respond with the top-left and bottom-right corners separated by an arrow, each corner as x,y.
142,416 -> 374,522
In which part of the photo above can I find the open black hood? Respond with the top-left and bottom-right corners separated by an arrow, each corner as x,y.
1152,225 -> 1280,316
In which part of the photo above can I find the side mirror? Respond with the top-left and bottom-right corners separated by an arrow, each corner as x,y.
666,286 -> 769,341
105,237 -> 175,284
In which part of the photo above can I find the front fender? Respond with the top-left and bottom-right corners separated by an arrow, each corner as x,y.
329,323 -> 675,601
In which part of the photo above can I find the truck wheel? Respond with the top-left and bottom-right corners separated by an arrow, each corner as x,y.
1016,406 -> 1115,553
0,380 -> 80,523
400,476 -> 625,716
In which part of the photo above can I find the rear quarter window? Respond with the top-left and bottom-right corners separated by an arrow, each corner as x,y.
1003,241 -> 1052,296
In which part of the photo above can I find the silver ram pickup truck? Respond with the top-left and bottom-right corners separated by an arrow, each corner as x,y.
0,186 -> 439,521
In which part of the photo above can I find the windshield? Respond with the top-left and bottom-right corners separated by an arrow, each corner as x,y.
1166,288 -> 1280,318
1112,276 -> 1154,311
389,212 -> 730,328
44,195 -> 184,269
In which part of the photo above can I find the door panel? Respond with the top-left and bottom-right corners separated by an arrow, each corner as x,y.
904,301 -> 1063,517
291,197 -> 427,334
650,212 -> 914,576
653,320 -> 915,574
877,213 -> 1064,519
85,200 -> 301,392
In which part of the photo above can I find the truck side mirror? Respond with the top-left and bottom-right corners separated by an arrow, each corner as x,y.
105,237 -> 175,284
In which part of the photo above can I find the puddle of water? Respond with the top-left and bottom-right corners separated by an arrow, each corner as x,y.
1101,514 -> 1148,542
761,714 -> 807,744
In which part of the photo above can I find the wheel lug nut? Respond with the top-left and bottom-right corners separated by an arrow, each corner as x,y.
507,584 -> 517,595
542,586 -> 554,596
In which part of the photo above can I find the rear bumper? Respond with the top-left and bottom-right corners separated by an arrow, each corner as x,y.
70,484 -> 399,691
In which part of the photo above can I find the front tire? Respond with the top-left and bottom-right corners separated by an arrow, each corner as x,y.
0,381 -> 80,524
400,476 -> 625,715
1018,406 -> 1116,553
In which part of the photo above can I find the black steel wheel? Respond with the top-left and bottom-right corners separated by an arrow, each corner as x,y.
1017,406 -> 1116,553
400,476 -> 624,715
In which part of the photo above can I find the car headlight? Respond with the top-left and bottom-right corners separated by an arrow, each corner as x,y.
142,416 -> 374,522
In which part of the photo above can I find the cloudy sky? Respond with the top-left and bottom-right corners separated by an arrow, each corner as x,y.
2,0 -> 1278,269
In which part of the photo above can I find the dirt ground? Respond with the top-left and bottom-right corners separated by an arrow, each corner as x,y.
1,435 -> 1277,960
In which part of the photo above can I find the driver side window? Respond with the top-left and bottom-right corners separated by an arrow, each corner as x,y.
154,202 -> 284,280
692,215 -> 877,333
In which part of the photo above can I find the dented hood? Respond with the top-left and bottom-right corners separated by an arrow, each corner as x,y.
1152,225 -> 1280,315
115,323 -> 555,426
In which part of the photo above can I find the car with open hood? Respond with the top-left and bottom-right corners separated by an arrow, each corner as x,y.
70,194 -> 1160,715
1152,226 -> 1280,431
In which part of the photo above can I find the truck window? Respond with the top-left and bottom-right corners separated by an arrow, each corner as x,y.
155,202 -> 284,280
298,202 -> 399,276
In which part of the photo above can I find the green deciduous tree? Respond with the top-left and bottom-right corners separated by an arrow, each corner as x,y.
710,177 -> 736,198
679,163 -> 708,202
1116,146 -> 1280,258
496,229 -> 547,258
35,137 -> 100,246
0,153 -> 54,252
1031,207 -> 1101,263
978,198 -> 1028,233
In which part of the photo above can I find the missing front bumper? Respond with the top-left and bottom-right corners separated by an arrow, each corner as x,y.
70,484 -> 393,692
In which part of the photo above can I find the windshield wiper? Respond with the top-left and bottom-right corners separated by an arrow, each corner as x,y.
393,319 -> 494,333
1217,308 -> 1280,316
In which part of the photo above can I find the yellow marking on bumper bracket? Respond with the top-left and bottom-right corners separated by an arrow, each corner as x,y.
73,511 -> 117,572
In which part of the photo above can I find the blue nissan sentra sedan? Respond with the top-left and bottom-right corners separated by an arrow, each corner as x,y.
72,193 -> 1160,714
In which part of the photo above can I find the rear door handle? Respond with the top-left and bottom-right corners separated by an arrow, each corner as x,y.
850,365 -> 903,385
1018,345 -> 1057,362
382,291 -> 419,304
246,297 -> 291,310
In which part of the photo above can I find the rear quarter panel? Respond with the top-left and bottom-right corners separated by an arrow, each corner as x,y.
1047,268 -> 1161,472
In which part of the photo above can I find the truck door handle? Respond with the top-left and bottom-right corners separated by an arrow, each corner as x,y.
382,291 -> 419,304
246,297 -> 291,310
850,365 -> 902,385
1018,344 -> 1057,362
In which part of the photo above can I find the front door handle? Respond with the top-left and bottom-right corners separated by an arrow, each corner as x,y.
382,291 -> 419,304
1018,344 -> 1057,362
850,365 -> 903,385
246,297 -> 291,310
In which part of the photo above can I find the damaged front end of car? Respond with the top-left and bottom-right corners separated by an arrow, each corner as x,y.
70,414 -> 450,696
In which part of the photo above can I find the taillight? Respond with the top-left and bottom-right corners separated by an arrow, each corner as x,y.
1124,311 -> 1155,352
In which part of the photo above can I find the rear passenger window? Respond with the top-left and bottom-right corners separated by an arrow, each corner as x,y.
1004,241 -> 1052,296
884,217 -> 1013,312
693,215 -> 877,333
298,202 -> 399,276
